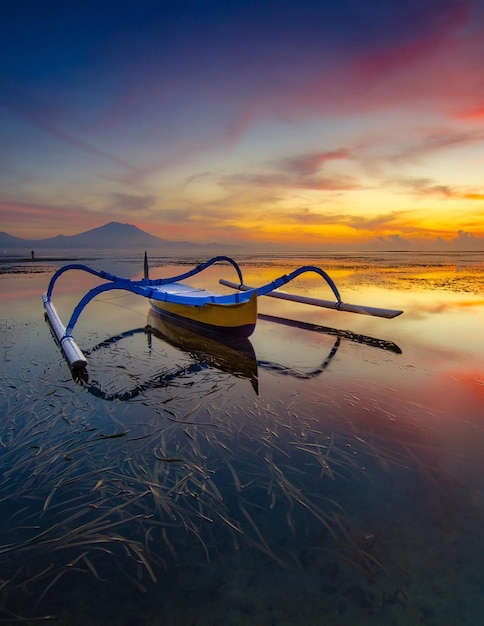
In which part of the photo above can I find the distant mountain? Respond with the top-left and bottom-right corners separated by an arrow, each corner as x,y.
0,222 -> 223,250
0,231 -> 25,247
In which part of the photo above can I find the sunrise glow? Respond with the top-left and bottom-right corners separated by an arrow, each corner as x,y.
1,0 -> 483,250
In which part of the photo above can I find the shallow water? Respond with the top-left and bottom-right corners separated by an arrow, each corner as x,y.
1,251 -> 483,625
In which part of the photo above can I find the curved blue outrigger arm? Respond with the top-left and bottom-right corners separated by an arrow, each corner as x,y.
62,263 -> 342,337
46,255 -> 245,301
252,265 -> 342,302
154,256 -> 245,286
46,264 -> 123,299
43,256 -> 248,372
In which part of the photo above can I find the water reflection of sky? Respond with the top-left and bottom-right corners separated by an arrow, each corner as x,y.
0,253 -> 483,624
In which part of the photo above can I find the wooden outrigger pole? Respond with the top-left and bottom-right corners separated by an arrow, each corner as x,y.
220,278 -> 403,319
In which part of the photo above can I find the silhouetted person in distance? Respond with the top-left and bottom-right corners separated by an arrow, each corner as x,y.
31,250 -> 35,260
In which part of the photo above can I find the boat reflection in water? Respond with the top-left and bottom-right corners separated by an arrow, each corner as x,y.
81,308 -> 259,399
259,313 -> 402,355
146,307 -> 259,393
80,308 -> 401,401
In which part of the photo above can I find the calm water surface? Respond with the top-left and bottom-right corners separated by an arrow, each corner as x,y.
1,251 -> 483,625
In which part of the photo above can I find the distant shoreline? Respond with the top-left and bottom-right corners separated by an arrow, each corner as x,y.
2,249 -> 483,280
0,256 -> 95,276
0,256 -> 90,263
0,261 -> 59,275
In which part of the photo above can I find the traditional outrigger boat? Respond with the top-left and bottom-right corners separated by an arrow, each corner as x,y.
43,254 -> 403,374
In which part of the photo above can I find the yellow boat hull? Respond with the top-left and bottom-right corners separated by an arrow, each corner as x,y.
149,292 -> 257,337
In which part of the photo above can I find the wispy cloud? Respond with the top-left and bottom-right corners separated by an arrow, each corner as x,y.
222,148 -> 359,192
109,193 -> 156,212
391,177 -> 484,200
0,199 -> 100,237
220,124 -> 484,200
385,129 -> 484,165
259,208 -> 410,231
0,83 -> 138,174
223,172 -> 360,191
292,0 -> 483,120
279,149 -> 353,176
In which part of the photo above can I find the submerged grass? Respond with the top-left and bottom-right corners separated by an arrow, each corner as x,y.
0,341 -> 437,622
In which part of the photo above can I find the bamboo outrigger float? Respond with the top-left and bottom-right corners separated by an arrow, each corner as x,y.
43,254 -> 403,374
